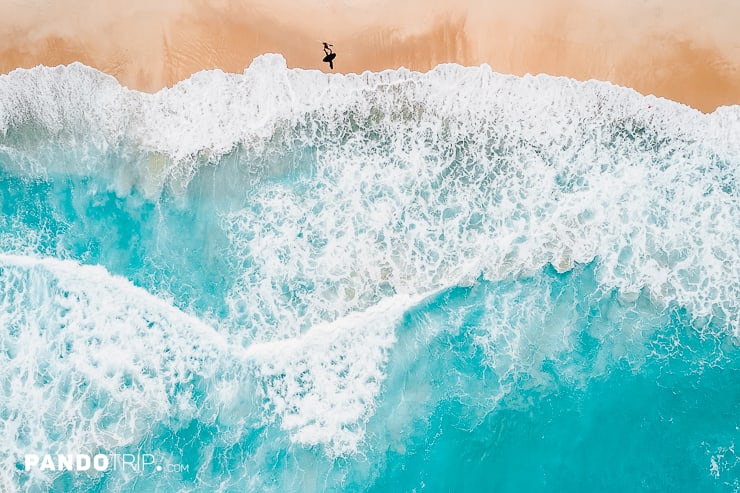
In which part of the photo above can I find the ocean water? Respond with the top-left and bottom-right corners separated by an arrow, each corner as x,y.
0,54 -> 738,492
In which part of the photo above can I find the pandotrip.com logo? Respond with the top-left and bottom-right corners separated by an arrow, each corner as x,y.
22,452 -> 189,474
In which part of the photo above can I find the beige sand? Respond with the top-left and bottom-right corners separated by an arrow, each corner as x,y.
0,0 -> 738,112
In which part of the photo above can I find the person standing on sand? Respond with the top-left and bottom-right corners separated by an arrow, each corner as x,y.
322,42 -> 337,70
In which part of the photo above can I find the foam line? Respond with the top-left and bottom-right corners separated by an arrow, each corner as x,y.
0,55 -> 737,166
244,291 -> 430,455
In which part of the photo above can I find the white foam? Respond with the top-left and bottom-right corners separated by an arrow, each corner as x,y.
0,251 -> 434,468
0,254 -> 232,486
0,55 -> 738,460
245,292 -> 427,456
1,55 -> 737,180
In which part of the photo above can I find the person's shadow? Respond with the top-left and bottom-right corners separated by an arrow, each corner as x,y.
322,42 -> 336,70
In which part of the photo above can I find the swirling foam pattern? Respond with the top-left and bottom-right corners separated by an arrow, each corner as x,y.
0,54 -> 738,492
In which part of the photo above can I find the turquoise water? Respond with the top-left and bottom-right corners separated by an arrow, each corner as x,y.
0,56 -> 738,492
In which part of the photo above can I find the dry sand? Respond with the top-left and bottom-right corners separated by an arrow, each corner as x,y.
0,0 -> 738,112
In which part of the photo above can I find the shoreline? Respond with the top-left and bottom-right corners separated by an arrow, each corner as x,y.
1,0 -> 739,113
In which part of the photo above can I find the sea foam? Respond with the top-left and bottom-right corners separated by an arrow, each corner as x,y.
0,254 -> 234,489
0,54 -> 738,491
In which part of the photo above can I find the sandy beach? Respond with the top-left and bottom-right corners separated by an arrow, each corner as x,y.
0,0 -> 738,113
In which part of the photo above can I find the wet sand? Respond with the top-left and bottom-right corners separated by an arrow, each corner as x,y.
0,0 -> 738,112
